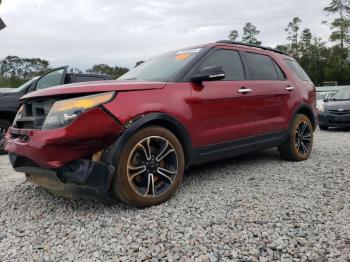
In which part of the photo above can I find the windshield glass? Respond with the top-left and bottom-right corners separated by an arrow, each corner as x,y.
316,92 -> 326,100
333,88 -> 350,101
118,48 -> 203,81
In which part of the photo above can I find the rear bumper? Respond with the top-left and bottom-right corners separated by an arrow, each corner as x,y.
318,112 -> 350,127
10,154 -> 115,201
5,107 -> 123,169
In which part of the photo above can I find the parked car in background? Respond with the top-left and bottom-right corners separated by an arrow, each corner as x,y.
0,66 -> 112,154
5,41 -> 317,206
316,85 -> 349,112
318,87 -> 350,130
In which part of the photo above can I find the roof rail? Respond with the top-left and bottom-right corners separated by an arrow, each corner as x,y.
216,40 -> 290,56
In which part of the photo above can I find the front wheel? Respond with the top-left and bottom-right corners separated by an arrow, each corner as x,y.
111,126 -> 185,207
278,114 -> 313,161
0,120 -> 11,155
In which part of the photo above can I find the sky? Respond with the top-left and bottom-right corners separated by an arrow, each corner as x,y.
0,0 -> 332,70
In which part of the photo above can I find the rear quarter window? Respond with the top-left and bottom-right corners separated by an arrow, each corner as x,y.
284,59 -> 311,81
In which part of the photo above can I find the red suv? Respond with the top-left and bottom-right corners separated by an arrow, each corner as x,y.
5,41 -> 317,207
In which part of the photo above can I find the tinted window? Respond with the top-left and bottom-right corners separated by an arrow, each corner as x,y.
74,76 -> 104,83
284,59 -> 311,81
245,53 -> 278,80
199,49 -> 245,80
36,69 -> 64,90
273,62 -> 286,80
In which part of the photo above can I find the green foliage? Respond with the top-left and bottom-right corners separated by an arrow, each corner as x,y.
228,22 -> 261,45
323,0 -> 350,48
134,61 -> 145,68
0,56 -> 50,88
241,23 -> 261,45
86,64 -> 129,79
228,30 -> 239,41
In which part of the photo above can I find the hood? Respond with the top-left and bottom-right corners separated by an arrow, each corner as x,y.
21,80 -> 167,101
325,100 -> 350,110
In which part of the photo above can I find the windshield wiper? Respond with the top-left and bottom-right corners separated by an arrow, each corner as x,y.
123,78 -> 138,80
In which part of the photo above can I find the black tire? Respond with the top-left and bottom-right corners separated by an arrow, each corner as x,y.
0,119 -> 11,155
319,125 -> 329,130
278,114 -> 313,161
110,126 -> 185,207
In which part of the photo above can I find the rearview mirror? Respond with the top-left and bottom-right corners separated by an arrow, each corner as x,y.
191,65 -> 225,83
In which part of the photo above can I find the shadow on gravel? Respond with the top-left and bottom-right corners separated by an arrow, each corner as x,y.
8,148 -> 282,211
184,148 -> 280,180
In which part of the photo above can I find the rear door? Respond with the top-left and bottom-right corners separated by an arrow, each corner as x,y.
189,48 -> 257,147
242,52 -> 292,135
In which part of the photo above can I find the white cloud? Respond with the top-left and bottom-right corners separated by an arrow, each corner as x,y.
0,0 -> 332,70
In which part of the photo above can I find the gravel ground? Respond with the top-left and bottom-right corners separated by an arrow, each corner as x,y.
0,129 -> 349,262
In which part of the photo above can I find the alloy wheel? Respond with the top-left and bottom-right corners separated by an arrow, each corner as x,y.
295,121 -> 311,155
127,136 -> 178,198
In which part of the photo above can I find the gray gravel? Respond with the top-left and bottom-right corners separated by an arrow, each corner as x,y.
0,129 -> 350,261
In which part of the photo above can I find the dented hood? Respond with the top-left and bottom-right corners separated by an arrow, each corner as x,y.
21,80 -> 167,100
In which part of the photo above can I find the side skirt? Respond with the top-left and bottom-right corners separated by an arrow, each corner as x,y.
189,130 -> 288,166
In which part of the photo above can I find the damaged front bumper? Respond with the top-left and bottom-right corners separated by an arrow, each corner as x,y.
5,107 -> 124,201
10,154 -> 116,201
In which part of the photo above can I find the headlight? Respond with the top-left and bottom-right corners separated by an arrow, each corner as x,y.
317,103 -> 325,113
42,92 -> 115,130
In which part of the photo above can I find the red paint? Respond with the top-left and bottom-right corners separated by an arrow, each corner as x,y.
5,108 -> 123,168
6,42 -> 316,168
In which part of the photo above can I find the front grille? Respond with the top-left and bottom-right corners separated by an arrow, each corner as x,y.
327,109 -> 350,115
14,99 -> 57,129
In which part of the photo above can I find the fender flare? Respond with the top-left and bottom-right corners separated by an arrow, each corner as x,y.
289,103 -> 317,131
102,113 -> 193,168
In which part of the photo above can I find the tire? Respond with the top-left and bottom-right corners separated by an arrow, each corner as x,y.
0,119 -> 11,155
319,125 -> 329,130
110,126 -> 185,207
278,114 -> 313,161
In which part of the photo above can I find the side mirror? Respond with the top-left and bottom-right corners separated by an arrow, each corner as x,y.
323,99 -> 329,103
191,65 -> 225,83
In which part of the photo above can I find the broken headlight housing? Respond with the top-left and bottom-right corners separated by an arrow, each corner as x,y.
42,92 -> 115,130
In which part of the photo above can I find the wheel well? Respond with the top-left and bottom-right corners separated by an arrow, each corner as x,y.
295,106 -> 316,130
139,119 -> 192,166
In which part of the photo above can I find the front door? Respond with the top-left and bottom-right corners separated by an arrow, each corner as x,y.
189,48 -> 257,147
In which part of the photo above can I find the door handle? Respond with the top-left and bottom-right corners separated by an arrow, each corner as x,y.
238,88 -> 252,94
285,86 -> 295,91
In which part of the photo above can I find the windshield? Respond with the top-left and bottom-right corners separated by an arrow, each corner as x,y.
0,77 -> 39,93
118,48 -> 203,82
316,92 -> 326,100
332,88 -> 350,101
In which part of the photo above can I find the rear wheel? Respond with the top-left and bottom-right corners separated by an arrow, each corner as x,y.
319,125 -> 329,130
278,114 -> 313,161
111,126 -> 185,207
0,120 -> 11,155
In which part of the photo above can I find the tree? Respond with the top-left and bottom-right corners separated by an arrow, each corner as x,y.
241,22 -> 261,45
69,68 -> 82,74
86,64 -> 129,79
285,17 -> 302,57
323,0 -> 350,48
134,61 -> 145,67
0,56 -> 49,79
228,30 -> 239,41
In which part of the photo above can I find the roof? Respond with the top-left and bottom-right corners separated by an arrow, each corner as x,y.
215,40 -> 290,56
